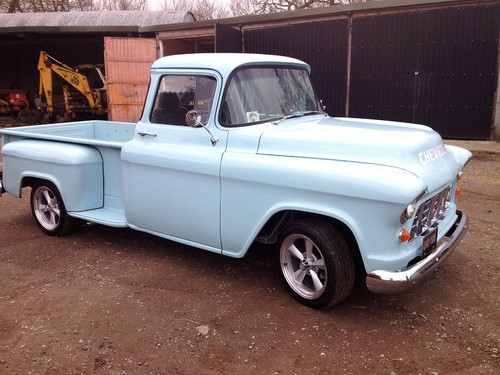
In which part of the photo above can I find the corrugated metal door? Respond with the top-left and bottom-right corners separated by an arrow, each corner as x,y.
349,13 -> 419,124
415,7 -> 499,139
349,6 -> 499,139
215,24 -> 242,52
104,37 -> 156,122
244,19 -> 349,118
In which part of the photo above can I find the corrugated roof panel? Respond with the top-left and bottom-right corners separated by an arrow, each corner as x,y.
0,10 -> 195,32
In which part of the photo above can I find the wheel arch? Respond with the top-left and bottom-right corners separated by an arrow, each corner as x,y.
9,173 -> 62,199
20,173 -> 68,203
21,174 -> 57,191
255,209 -> 365,275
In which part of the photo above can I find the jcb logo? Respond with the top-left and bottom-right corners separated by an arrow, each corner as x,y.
70,75 -> 80,85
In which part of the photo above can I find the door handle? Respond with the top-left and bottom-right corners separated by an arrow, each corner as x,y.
137,130 -> 157,137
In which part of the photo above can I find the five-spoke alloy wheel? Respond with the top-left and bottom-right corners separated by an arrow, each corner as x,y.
30,181 -> 74,236
279,219 -> 355,309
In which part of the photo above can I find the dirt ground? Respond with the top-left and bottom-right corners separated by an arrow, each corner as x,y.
0,133 -> 498,374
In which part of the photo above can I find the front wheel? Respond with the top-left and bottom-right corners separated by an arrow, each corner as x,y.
30,181 -> 74,236
278,219 -> 355,309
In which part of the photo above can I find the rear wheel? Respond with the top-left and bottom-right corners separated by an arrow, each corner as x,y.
30,181 -> 74,236
278,219 -> 355,309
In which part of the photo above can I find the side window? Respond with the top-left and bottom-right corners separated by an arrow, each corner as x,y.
151,75 -> 216,125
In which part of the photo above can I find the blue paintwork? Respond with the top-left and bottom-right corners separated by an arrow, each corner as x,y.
1,140 -> 104,211
0,53 -> 472,275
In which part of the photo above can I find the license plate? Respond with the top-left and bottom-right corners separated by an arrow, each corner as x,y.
422,228 -> 438,257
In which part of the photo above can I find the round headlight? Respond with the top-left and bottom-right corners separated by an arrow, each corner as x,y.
400,190 -> 426,224
405,200 -> 417,219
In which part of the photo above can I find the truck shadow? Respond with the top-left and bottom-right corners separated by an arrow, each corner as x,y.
71,222 -> 450,320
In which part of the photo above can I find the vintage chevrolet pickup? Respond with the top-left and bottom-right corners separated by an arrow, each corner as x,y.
0,53 -> 472,308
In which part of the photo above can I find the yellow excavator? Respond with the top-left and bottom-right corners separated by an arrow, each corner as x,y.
37,51 -> 107,122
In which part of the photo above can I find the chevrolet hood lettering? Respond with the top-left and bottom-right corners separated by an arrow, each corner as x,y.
418,143 -> 448,165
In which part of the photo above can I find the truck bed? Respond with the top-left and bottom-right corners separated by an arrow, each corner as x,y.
0,120 -> 135,148
1,120 -> 135,228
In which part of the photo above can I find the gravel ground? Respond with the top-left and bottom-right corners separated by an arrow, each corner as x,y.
0,119 -> 498,374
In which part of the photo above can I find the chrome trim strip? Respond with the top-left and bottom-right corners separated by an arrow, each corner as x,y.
366,211 -> 468,294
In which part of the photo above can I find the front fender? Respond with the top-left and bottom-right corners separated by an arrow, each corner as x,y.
1,140 -> 103,211
220,153 -> 425,259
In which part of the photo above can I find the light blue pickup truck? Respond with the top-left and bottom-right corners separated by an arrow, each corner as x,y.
0,53 -> 472,308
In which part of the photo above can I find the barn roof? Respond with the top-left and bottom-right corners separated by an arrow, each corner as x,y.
0,10 -> 196,34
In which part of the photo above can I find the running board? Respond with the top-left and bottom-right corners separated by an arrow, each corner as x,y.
69,207 -> 128,228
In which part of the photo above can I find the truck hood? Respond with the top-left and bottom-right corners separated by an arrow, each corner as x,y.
256,116 -> 453,177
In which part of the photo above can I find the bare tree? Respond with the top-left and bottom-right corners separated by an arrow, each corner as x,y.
158,0 -> 190,11
229,0 -> 255,17
160,0 -> 231,21
0,0 -> 148,12
161,0 -> 371,20
193,0 -> 231,20
101,0 -> 148,11
3,0 -> 21,12
1,0 -> 369,15
72,0 -> 101,11
230,0 -> 367,15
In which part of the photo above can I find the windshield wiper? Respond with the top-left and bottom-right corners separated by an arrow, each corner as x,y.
272,111 -> 327,125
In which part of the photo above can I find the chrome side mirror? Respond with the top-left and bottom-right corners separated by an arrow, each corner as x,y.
185,110 -> 203,127
185,110 -> 219,146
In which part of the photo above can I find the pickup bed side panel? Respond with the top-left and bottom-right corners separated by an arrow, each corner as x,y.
1,140 -> 104,211
1,121 -> 135,145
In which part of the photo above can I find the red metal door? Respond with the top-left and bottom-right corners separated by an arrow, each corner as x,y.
104,37 -> 156,122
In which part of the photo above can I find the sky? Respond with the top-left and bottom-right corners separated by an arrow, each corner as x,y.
148,0 -> 162,10
148,0 -> 230,11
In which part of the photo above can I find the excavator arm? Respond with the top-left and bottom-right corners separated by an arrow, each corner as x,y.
38,51 -> 105,117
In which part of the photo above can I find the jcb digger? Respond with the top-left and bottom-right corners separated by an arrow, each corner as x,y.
36,50 -> 107,122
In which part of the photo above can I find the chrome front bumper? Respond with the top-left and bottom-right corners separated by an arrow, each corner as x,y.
366,210 -> 468,294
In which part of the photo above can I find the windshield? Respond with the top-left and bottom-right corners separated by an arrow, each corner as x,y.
219,67 -> 322,127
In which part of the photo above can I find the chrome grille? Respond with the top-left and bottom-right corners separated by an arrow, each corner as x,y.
410,186 -> 452,240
